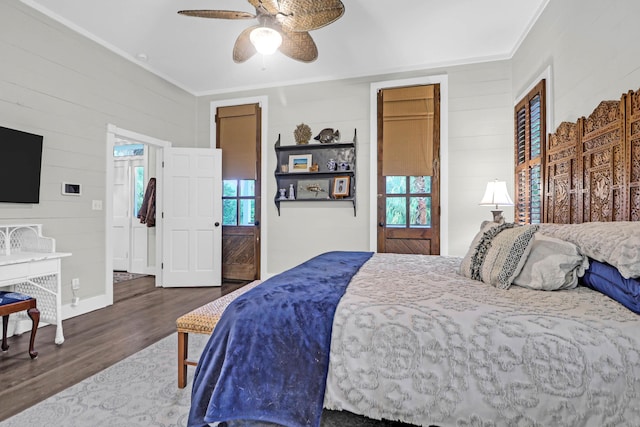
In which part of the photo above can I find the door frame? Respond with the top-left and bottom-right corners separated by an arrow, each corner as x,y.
369,75 -> 450,255
209,96 -> 269,280
106,124 -> 170,305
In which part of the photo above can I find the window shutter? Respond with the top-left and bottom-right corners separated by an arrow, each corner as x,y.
514,80 -> 545,224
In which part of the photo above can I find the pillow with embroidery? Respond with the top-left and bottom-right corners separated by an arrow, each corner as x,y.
459,223 -> 539,289
458,221 -> 499,278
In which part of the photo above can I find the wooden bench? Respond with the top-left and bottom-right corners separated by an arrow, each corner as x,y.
176,280 -> 261,388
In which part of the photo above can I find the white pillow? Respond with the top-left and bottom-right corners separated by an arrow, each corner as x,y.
538,222 -> 640,279
513,233 -> 589,291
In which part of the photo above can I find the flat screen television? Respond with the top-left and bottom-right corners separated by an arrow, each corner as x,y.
0,126 -> 44,204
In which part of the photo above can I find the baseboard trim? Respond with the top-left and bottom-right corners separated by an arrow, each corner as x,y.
62,294 -> 111,320
10,295 -> 111,338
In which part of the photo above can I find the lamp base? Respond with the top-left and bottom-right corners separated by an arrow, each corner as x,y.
491,210 -> 505,223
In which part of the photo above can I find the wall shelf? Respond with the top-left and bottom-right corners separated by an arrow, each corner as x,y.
274,129 -> 357,216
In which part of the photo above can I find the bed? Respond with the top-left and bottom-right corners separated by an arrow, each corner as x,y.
188,89 -> 640,427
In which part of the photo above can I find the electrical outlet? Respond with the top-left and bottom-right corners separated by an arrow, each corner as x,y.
71,296 -> 80,306
72,278 -> 80,290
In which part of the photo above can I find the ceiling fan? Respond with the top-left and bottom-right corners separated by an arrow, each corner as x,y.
178,0 -> 345,63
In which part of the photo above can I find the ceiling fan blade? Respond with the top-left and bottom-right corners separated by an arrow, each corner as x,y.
233,26 -> 258,63
247,0 -> 279,16
178,10 -> 255,20
279,30 -> 317,63
277,0 -> 345,32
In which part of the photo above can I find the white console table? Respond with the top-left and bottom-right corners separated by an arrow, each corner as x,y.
0,224 -> 71,344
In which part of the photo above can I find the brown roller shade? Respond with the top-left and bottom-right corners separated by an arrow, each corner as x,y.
217,104 -> 259,180
381,85 -> 435,177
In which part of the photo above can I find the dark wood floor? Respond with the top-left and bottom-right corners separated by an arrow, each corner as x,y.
0,276 -> 247,422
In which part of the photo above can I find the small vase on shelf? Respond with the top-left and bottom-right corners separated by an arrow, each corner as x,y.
288,183 -> 295,200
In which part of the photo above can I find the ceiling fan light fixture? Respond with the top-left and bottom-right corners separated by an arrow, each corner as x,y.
249,27 -> 282,55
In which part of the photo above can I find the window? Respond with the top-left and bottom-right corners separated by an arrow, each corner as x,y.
222,179 -> 255,226
113,143 -> 144,157
133,166 -> 145,216
384,176 -> 432,227
514,80 -> 545,224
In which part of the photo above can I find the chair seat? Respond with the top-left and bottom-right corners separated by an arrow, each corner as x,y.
1,290 -> 40,359
0,291 -> 35,306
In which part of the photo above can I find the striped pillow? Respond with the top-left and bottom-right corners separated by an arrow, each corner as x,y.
459,223 -> 539,289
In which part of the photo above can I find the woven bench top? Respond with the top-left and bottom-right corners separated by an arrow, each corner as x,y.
176,280 -> 261,334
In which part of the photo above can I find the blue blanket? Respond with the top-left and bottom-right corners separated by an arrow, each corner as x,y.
188,251 -> 374,427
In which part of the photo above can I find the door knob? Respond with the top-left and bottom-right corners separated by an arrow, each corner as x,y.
379,222 -> 385,227
214,222 -> 220,227
254,221 -> 260,226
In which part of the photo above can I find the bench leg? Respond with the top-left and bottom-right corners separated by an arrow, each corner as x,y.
27,307 -> 39,359
1,315 -> 8,352
178,331 -> 188,388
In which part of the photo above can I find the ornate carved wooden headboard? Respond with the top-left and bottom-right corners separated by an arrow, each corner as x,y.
544,88 -> 640,223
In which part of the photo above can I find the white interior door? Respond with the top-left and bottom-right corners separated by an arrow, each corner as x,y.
162,147 -> 222,287
112,160 -> 129,271
112,157 -> 149,274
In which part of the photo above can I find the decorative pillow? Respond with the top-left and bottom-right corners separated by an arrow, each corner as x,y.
513,233 -> 589,291
458,221 -> 500,278
459,222 -> 539,289
580,259 -> 640,314
538,222 -> 640,279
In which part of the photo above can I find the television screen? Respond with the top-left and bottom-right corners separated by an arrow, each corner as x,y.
0,126 -> 44,204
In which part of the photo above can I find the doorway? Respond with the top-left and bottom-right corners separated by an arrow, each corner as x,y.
210,96 -> 269,282
369,76 -> 449,255
105,126 -> 169,305
377,84 -> 441,255
112,144 -> 154,275
216,103 -> 261,281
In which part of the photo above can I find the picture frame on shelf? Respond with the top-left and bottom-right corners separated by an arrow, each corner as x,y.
333,176 -> 350,198
296,179 -> 330,200
288,154 -> 312,173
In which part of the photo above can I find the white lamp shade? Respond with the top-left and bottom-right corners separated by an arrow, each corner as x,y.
249,27 -> 282,55
479,180 -> 514,208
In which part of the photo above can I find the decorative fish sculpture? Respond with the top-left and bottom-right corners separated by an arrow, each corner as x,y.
305,184 -> 328,198
313,128 -> 340,144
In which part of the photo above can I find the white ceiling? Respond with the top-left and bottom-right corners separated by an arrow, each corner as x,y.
21,0 -> 549,95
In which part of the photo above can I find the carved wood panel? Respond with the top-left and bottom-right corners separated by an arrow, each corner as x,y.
545,122 -> 579,224
579,101 -> 625,222
626,89 -> 640,220
544,89 -> 640,224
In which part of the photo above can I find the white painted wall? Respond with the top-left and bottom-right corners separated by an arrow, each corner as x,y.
198,59 -> 515,273
0,1 -> 196,310
512,0 -> 640,128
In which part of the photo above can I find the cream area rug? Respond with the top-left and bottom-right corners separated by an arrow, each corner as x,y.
0,333 -> 207,427
0,333 -> 413,427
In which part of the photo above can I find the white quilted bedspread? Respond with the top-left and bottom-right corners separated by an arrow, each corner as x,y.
323,254 -> 640,427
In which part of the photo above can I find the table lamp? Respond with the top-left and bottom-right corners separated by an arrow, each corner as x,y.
479,179 -> 514,223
